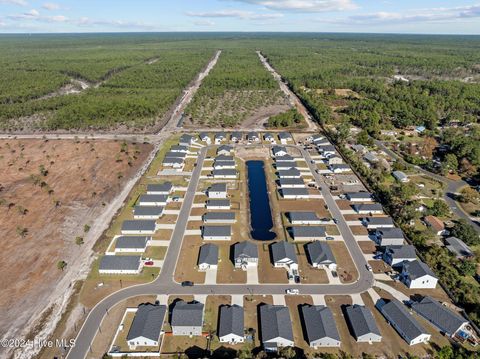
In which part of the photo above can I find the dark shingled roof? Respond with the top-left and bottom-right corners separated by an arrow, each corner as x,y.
379,300 -> 427,342
234,241 -> 258,260
402,260 -> 437,280
147,182 -> 173,193
345,305 -> 381,339
202,225 -> 231,237
126,303 -> 166,342
291,226 -> 326,238
271,241 -> 297,264
121,220 -> 156,232
115,236 -> 150,249
171,301 -> 204,327
133,206 -> 164,217
306,242 -> 335,265
218,305 -> 244,338
411,296 -> 468,336
99,255 -> 141,271
301,305 -> 340,343
198,243 -> 219,266
203,212 -> 236,222
289,212 -> 321,222
259,304 -> 294,342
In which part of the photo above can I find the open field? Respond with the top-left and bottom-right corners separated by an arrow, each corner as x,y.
0,138 -> 152,352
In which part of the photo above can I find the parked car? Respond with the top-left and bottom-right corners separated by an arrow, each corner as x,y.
326,236 -> 335,241
181,281 -> 194,287
144,261 -> 154,266
286,288 -> 300,295
294,275 -> 300,283
366,264 -> 373,272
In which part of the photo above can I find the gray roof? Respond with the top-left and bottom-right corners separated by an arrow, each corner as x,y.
275,154 -> 295,162
116,236 -> 150,249
393,171 -> 408,180
202,225 -> 231,237
259,304 -> 294,342
279,178 -> 305,186
217,145 -> 233,153
379,300 -> 427,342
276,160 -> 297,168
215,155 -> 234,161
163,157 -> 184,164
346,192 -> 372,200
247,132 -> 259,139
330,164 -> 350,170
272,146 -> 287,155
278,132 -> 292,139
206,199 -> 230,207
278,168 -> 301,177
384,245 -> 416,259
199,132 -> 210,139
402,260 -> 437,280
231,132 -> 242,139
215,132 -> 226,139
134,206 -> 164,217
209,183 -> 227,193
352,144 -> 365,152
198,243 -> 219,265
301,305 -> 340,343
264,132 -> 274,139
170,145 -> 188,152
147,182 -> 173,193
165,151 -> 187,158
411,296 -> 468,335
306,241 -> 335,265
218,305 -> 244,338
171,301 -> 204,327
213,169 -> 237,176
345,305 -> 381,339
126,304 -> 167,342
318,145 -> 336,152
364,152 -> 379,163
355,203 -> 383,212
139,194 -> 168,204
445,237 -> 473,258
281,188 -> 309,197
122,220 -> 156,232
214,160 -> 236,167
203,212 -> 236,222
378,227 -> 404,239
179,134 -> 194,144
366,217 -> 394,225
99,255 -> 141,271
289,212 -> 320,222
234,241 -> 258,260
291,226 -> 326,238
271,241 -> 297,263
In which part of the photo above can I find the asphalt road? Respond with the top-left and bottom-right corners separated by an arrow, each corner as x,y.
66,142 -> 376,359
374,139 -> 479,233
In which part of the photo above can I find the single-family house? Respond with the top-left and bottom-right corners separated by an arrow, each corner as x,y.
423,215 -> 446,235
99,255 -> 142,275
213,160 -> 236,170
208,183 -> 227,199
305,241 -> 336,270
318,145 -> 336,156
278,178 -> 305,188
170,145 -> 189,153
233,241 -> 259,268
275,161 -> 297,170
289,212 -> 322,225
272,146 -> 288,157
171,300 -> 204,336
445,236 -> 474,259
202,225 -> 232,241
291,226 -> 327,241
218,305 -> 245,344
264,133 -> 276,143
383,245 -> 416,267
363,216 -> 395,229
217,145 -> 233,156
346,192 -> 372,202
353,203 -> 384,215
377,299 -> 431,345
215,155 -> 234,162
278,168 -> 301,179
278,132 -> 293,144
179,134 -> 197,147
215,132 -> 226,144
115,236 -> 150,253
411,296 -> 469,337
259,304 -> 294,352
121,220 -> 156,235
231,132 -> 242,142
247,132 -> 260,142
329,164 -> 351,173
309,134 -> 324,143
147,182 -> 173,195
162,157 -> 184,169
198,243 -> 219,270
375,227 -> 405,246
126,303 -> 167,349
393,171 -> 409,183
212,169 -> 237,179
276,154 -> 295,162
199,132 -> 211,144
206,199 -> 230,210
133,206 -> 164,220
401,260 -> 438,289
352,144 -> 366,153
165,151 -> 186,159
138,194 -> 168,206
327,155 -> 343,165
203,212 -> 236,224
345,305 -> 382,343
271,241 -> 298,269
280,188 -> 309,199
301,305 -> 341,348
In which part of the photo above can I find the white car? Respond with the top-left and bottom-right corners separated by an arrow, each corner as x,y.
286,288 -> 300,295
366,264 -> 373,272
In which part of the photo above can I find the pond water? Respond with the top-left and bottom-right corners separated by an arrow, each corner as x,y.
246,160 -> 276,241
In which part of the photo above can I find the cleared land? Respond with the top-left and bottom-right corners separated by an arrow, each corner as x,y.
0,139 -> 152,351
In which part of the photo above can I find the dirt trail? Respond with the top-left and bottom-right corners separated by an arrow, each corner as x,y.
257,51 -> 318,132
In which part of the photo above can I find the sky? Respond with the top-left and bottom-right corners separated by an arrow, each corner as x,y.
1,0 -> 480,34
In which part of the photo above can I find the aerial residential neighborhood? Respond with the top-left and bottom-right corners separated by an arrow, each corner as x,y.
1,3 -> 480,359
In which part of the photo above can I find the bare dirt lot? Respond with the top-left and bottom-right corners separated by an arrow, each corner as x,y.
0,139 -> 152,349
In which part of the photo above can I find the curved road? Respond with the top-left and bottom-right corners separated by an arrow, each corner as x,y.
374,139 -> 479,233
66,143 -> 374,359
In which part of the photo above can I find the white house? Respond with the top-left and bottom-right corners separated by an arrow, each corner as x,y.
206,199 -> 230,210
212,169 -> 237,179
281,188 -> 309,199
306,241 -> 337,270
115,236 -> 151,253
301,305 -> 341,348
264,133 -> 276,143
218,305 -> 245,344
99,255 -> 142,275
354,203 -> 383,215
207,183 -> 228,199
278,132 -> 293,144
272,146 -> 288,157
329,164 -> 351,173
260,305 -> 295,352
126,304 -> 166,350
401,260 -> 438,289
198,243 -> 218,270
289,212 -> 323,225
217,145 -> 233,156
271,241 -> 298,270
138,194 -> 168,206
393,171 -> 409,183
121,220 -> 157,235
202,225 -> 232,241
345,305 -> 382,343
199,132 -> 211,144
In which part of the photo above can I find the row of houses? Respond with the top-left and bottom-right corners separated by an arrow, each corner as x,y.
197,131 -> 293,145
197,241 -> 259,271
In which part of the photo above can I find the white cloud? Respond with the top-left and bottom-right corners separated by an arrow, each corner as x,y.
186,9 -> 283,20
42,2 -> 60,10
0,0 -> 28,6
226,0 -> 357,12
194,19 -> 215,26
76,17 -> 155,30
